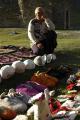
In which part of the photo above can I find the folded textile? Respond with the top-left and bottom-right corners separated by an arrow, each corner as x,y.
16,81 -> 47,101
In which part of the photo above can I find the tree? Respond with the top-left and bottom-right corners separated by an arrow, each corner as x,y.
18,0 -> 25,22
18,0 -> 28,23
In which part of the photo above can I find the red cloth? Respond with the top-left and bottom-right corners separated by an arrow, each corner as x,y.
49,98 -> 61,114
49,97 -> 71,115
66,83 -> 75,90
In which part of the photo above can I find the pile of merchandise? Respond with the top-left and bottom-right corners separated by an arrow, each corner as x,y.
0,64 -> 80,120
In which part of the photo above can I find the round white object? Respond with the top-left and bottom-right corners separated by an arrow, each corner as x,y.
52,54 -> 56,60
0,65 -> 15,79
46,54 -> 53,63
24,59 -> 35,69
34,56 -> 45,66
12,61 -> 25,73
42,54 -> 47,64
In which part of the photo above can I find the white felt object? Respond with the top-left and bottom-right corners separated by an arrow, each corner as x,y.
42,54 -> 47,64
53,110 -> 78,120
23,59 -> 35,69
66,111 -> 78,120
27,89 -> 51,120
53,110 -> 66,118
57,95 -> 69,102
61,100 -> 75,108
46,54 -> 53,63
12,60 -> 25,73
0,65 -> 15,79
54,100 -> 76,119
27,104 -> 39,120
27,100 -> 51,120
13,115 -> 28,120
34,56 -> 46,66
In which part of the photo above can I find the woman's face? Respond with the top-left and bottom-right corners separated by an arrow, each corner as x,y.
35,9 -> 44,20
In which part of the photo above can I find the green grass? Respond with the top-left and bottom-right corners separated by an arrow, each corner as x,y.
0,28 -> 80,49
0,28 -> 80,85
0,28 -> 80,65
57,30 -> 80,50
0,28 -> 80,119
55,30 -> 80,65
0,28 -> 80,50
0,28 -> 30,47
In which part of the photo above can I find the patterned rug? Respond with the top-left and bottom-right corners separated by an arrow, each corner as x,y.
0,45 -> 36,65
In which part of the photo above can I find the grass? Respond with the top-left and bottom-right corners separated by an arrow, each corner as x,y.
55,30 -> 80,65
0,28 -> 30,47
0,28 -> 80,74
0,28 -> 80,88
0,28 -> 80,119
0,28 -> 80,73
0,28 -> 80,66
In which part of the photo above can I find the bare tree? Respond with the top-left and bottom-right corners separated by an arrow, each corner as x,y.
18,0 -> 27,23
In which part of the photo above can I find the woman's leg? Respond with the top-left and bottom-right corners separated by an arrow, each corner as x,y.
42,30 -> 57,54
32,44 -> 45,55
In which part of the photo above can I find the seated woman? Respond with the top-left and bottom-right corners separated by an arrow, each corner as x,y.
28,7 -> 57,55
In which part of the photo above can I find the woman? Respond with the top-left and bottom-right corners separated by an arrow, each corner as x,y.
28,7 -> 57,55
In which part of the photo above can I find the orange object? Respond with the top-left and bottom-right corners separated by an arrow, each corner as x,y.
31,72 -> 58,87
0,107 -> 17,119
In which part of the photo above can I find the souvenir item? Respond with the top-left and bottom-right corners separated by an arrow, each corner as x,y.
34,56 -> 46,66
12,60 -> 25,73
46,54 -> 53,63
31,72 -> 58,87
24,59 -> 35,69
0,65 -> 15,79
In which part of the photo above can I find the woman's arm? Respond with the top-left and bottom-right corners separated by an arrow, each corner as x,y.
28,20 -> 39,44
44,18 -> 55,31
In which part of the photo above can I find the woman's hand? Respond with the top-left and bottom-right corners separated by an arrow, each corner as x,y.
36,43 -> 44,48
41,14 -> 47,20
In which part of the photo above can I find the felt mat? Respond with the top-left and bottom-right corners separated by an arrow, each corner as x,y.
0,45 -> 36,65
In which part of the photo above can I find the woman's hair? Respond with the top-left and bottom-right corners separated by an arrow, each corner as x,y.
35,7 -> 45,15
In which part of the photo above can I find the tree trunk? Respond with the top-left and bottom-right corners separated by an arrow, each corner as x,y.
18,0 -> 27,23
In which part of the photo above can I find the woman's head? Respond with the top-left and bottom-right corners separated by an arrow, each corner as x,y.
35,7 -> 45,20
